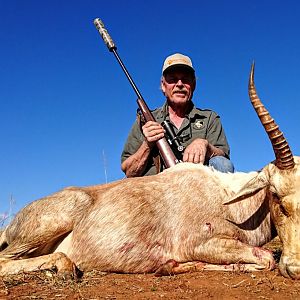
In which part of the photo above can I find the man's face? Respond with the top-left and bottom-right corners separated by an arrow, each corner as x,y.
161,68 -> 196,106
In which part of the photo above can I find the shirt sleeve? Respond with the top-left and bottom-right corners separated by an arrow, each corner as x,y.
206,111 -> 230,158
121,120 -> 144,163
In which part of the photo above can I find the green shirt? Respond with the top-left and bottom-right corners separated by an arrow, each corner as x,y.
121,101 -> 230,176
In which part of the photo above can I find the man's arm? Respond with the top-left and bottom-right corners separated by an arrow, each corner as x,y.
182,110 -> 229,164
121,121 -> 165,177
182,139 -> 225,164
121,141 -> 153,177
206,111 -> 230,158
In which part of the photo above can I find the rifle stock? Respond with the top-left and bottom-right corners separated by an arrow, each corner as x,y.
94,18 -> 179,168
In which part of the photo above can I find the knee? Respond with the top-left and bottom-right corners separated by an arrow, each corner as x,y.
208,156 -> 234,173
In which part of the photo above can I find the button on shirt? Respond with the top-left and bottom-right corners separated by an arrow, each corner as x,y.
121,101 -> 230,176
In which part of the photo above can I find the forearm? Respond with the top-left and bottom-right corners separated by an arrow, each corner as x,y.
207,143 -> 225,158
121,141 -> 153,177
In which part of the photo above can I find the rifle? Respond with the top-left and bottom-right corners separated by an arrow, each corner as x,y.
94,18 -> 180,168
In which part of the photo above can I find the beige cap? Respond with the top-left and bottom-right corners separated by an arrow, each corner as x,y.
162,53 -> 195,74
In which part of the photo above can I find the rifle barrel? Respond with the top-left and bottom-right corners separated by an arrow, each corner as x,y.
94,18 -> 178,168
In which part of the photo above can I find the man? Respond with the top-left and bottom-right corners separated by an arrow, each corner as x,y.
121,53 -> 234,177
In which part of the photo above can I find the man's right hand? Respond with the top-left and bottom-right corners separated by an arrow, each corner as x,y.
142,121 -> 165,146
121,121 -> 165,177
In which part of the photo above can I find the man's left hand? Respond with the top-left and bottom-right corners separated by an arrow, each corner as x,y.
182,138 -> 209,164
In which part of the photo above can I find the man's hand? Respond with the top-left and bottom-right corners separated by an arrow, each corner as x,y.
183,138 -> 209,164
142,121 -> 165,147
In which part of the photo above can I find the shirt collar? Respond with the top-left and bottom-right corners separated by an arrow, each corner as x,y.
156,100 -> 197,120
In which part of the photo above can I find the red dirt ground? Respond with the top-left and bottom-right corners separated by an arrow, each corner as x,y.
1,239 -> 300,299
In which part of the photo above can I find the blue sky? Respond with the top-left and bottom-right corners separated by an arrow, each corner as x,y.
1,1 -> 299,217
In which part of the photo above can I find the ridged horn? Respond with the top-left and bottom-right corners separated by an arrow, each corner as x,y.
248,62 -> 295,170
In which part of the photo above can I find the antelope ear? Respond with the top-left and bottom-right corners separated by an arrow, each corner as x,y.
223,172 -> 269,205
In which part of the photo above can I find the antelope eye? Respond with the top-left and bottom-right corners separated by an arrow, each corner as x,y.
271,192 -> 280,203
279,204 -> 290,217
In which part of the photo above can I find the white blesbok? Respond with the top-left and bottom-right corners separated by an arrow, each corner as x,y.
0,64 -> 299,279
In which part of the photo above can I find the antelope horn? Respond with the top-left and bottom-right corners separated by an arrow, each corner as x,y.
248,62 -> 295,170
